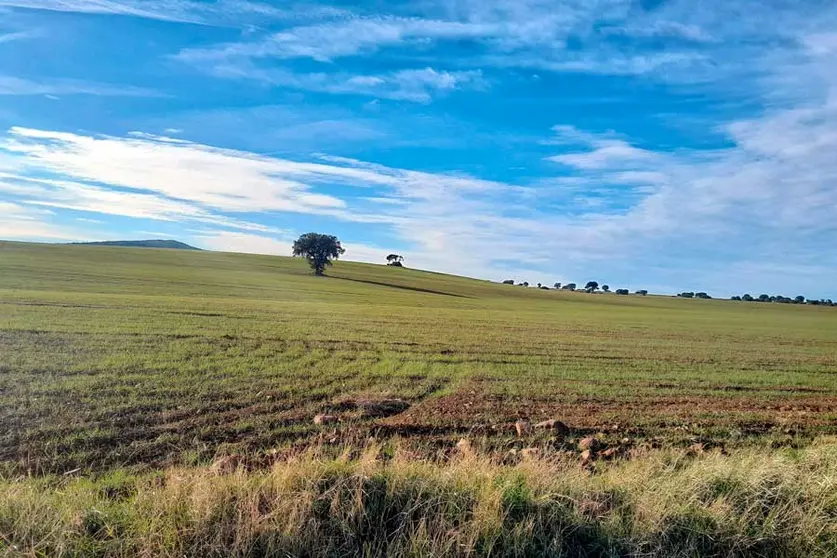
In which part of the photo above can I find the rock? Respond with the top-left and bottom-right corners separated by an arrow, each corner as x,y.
211,455 -> 241,475
314,414 -> 339,425
515,420 -> 532,437
456,438 -> 472,453
598,447 -> 617,459
520,447 -> 540,458
534,419 -> 570,436
579,436 -> 599,451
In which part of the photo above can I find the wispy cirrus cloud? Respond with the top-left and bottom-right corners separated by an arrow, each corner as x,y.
0,200 -> 92,240
0,29 -> 36,44
0,0 -> 343,26
178,16 -> 498,62
200,63 -> 486,103
175,0 -> 718,82
0,76 -> 165,97
546,126 -> 662,170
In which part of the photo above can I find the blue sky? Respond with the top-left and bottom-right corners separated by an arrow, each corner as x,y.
1,0 -> 836,297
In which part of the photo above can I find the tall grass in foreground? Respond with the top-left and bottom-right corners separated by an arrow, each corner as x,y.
2,441 -> 837,557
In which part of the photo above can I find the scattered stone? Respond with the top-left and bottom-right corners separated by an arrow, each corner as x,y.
534,419 -> 570,436
515,419 -> 532,437
314,414 -> 339,425
599,447 -> 617,459
579,436 -> 599,451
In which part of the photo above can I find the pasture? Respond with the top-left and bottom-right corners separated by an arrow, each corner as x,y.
1,241 -> 835,475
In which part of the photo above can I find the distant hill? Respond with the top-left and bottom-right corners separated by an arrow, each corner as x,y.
72,239 -> 201,250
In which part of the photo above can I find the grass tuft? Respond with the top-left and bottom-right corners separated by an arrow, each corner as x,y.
2,442 -> 837,557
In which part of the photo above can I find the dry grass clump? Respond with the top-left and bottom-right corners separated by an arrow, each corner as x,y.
2,440 -> 837,557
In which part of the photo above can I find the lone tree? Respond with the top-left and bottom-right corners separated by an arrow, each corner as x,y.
292,233 -> 345,275
602,285 -> 610,293
386,254 -> 404,267
585,281 -> 599,291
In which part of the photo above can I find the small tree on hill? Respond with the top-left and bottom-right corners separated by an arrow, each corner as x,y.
585,281 -> 599,291
554,282 -> 561,289
292,233 -> 345,275
386,254 -> 404,267
602,285 -> 610,292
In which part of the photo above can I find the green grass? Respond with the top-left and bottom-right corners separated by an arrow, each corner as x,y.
3,240 -> 837,556
1,240 -> 837,476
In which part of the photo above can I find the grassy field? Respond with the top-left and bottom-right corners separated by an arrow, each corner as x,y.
1,241 -> 836,475
2,241 -> 837,556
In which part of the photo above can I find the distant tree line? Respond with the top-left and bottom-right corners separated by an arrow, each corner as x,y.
730,294 -> 835,306
501,277 -> 834,307
501,279 -> 648,296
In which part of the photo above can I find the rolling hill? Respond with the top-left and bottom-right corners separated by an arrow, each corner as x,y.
71,239 -> 200,250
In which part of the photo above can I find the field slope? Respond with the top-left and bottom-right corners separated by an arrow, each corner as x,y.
1,240 -> 836,474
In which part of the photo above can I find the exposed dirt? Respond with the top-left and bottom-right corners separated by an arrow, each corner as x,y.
383,383 -> 837,433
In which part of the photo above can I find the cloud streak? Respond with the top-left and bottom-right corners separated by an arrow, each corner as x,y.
0,76 -> 165,97
202,64 -> 486,103
0,0 -> 338,26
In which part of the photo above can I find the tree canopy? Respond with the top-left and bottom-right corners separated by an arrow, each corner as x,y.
292,233 -> 345,275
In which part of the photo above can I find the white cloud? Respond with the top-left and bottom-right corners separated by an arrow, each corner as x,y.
545,125 -> 662,170
0,0 -> 338,26
0,29 -> 36,44
0,200 -> 88,240
175,1 -> 720,82
199,63 -> 486,103
178,17 -> 498,62
0,76 -> 164,97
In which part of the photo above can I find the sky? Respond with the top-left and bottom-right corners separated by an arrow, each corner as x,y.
1,1 -> 836,297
